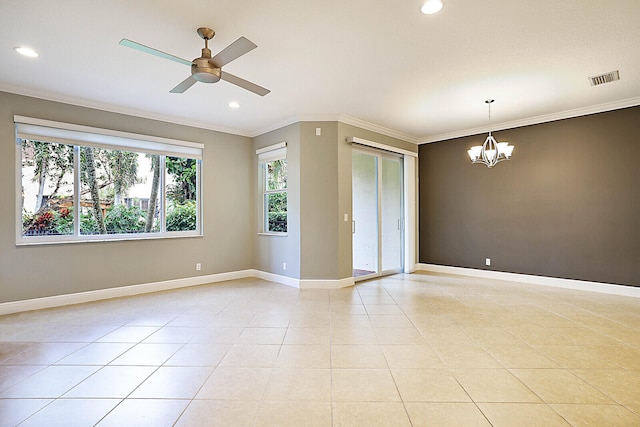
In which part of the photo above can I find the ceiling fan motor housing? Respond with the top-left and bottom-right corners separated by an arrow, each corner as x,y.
191,48 -> 221,83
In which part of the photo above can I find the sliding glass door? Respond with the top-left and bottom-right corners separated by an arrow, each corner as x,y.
352,151 -> 379,278
352,148 -> 403,280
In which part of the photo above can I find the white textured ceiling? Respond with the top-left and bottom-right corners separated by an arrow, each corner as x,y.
1,0 -> 639,143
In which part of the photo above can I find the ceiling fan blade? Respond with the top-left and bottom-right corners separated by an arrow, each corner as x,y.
170,76 -> 198,93
210,37 -> 257,67
220,72 -> 270,96
119,38 -> 192,67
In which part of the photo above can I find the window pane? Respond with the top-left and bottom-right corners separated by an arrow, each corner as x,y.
266,191 -> 287,232
267,159 -> 287,190
21,140 -> 75,236
80,147 -> 157,234
166,156 -> 198,232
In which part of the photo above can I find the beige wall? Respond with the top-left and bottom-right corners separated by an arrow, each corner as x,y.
253,123 -> 301,278
1,90 -> 419,304
253,121 -> 416,281
1,91 -> 254,303
299,122 -> 340,279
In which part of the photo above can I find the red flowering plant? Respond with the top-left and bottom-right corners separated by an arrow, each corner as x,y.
23,207 -> 74,236
25,211 -> 55,235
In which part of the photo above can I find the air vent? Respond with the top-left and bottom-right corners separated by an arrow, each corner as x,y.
588,70 -> 620,86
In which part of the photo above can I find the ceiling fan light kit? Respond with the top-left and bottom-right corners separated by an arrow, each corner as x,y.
119,26 -> 269,96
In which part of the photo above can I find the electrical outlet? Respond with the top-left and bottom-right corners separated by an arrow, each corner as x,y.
283,262 -> 287,271
315,127 -> 321,136
196,263 -> 201,271
485,258 -> 491,266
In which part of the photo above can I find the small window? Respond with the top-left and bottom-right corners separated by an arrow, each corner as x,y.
16,116 -> 203,244
264,159 -> 287,232
257,142 -> 287,233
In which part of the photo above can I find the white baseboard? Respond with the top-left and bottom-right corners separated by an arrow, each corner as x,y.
416,263 -> 640,299
0,269 -> 356,315
5,264 -> 638,316
252,270 -> 355,290
252,270 -> 301,289
0,270 -> 255,316
299,277 -> 355,289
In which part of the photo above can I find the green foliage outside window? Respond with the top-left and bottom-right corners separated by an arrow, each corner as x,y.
167,200 -> 197,231
166,157 -> 197,203
21,138 -> 199,238
165,156 -> 197,231
264,159 -> 287,232
104,204 -> 146,233
267,192 -> 287,232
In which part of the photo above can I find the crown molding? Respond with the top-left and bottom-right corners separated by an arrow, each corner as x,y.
249,115 -> 307,137
0,84 -> 252,137
5,84 -> 638,147
250,113 -> 419,144
1,84 -> 418,143
419,96 -> 640,144
335,114 -> 419,144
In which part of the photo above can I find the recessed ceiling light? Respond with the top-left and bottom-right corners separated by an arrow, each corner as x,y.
421,0 -> 443,14
14,46 -> 38,58
228,101 -> 240,109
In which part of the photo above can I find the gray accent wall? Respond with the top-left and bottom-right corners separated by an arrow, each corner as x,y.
1,91 -> 254,303
419,106 -> 640,287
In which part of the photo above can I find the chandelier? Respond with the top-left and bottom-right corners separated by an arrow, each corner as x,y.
467,100 -> 514,168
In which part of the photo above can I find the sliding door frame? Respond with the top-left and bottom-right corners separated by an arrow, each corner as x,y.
352,145 -> 404,282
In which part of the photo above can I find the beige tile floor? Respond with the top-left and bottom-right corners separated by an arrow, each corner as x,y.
1,272 -> 640,426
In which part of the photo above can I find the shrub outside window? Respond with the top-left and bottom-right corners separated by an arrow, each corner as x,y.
16,116 -> 203,244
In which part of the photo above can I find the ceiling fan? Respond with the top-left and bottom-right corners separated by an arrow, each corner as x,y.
119,27 -> 270,96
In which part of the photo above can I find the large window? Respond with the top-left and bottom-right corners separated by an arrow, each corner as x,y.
257,142 -> 287,233
16,116 -> 203,244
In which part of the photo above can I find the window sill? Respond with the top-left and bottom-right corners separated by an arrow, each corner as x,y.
258,232 -> 288,237
16,232 -> 203,246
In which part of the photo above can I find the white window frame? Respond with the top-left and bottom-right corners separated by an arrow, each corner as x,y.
15,116 -> 204,245
257,142 -> 287,235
